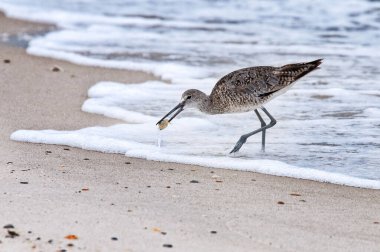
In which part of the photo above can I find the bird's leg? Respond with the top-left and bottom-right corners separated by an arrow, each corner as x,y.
260,107 -> 277,151
254,109 -> 266,152
230,107 -> 277,154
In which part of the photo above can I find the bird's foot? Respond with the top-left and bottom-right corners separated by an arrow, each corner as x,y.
229,136 -> 247,154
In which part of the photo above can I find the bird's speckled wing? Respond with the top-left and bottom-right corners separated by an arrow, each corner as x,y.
210,59 -> 322,99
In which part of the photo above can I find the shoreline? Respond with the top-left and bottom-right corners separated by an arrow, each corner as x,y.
2,10 -> 378,190
1,12 -> 380,252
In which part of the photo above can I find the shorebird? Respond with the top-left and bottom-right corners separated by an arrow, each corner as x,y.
157,59 -> 323,153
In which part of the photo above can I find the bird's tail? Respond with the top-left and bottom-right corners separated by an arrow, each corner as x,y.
278,59 -> 323,81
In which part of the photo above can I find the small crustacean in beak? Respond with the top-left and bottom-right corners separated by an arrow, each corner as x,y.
158,119 -> 170,130
156,101 -> 185,130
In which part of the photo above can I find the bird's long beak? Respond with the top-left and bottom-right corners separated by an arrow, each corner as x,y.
156,101 -> 185,125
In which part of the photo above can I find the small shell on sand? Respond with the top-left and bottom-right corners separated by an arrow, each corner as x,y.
158,119 -> 170,130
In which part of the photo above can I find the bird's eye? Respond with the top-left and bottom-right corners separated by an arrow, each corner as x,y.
187,95 -> 192,100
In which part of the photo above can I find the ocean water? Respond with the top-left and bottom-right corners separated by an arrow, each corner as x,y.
1,0 -> 380,188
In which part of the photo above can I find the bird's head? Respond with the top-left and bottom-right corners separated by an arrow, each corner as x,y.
156,89 -> 207,127
180,89 -> 207,109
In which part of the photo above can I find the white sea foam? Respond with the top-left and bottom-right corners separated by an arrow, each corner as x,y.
11,127 -> 380,189
2,0 -> 380,188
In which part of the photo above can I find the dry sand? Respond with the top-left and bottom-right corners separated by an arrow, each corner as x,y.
0,14 -> 380,252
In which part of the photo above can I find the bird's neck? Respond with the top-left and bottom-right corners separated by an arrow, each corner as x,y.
197,92 -> 216,114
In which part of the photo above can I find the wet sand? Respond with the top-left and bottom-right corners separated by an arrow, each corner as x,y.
1,13 -> 380,252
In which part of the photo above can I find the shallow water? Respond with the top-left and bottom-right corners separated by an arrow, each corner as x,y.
2,0 -> 380,187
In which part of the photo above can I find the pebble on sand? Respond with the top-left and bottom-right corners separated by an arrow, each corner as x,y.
6,230 -> 19,238
152,227 -> 161,232
3,59 -> 10,63
163,244 -> 173,248
290,193 -> 302,196
51,65 -> 63,72
190,180 -> 199,183
65,234 -> 78,240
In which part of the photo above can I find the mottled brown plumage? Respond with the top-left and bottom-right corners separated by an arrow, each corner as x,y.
203,58 -> 323,113
157,59 -> 323,153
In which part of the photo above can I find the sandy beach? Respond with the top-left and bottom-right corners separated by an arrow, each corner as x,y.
1,13 -> 380,252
